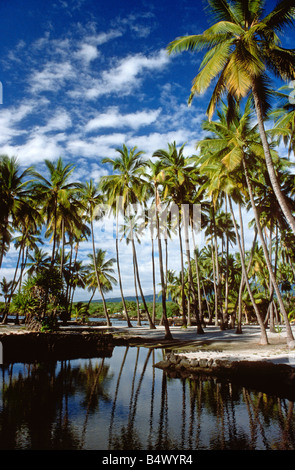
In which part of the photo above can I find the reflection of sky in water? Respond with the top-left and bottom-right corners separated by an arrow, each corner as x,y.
0,347 -> 294,450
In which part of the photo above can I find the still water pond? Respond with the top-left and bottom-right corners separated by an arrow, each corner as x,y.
0,345 -> 294,450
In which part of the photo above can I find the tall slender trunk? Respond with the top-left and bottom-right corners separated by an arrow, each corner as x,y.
267,220 -> 276,333
151,237 -> 156,323
148,207 -> 157,323
243,159 -> 294,346
211,201 -> 223,328
183,207 -> 204,334
66,238 -> 74,309
236,227 -> 258,333
115,207 -> 132,327
60,218 -> 65,277
68,241 -> 79,317
191,229 -> 203,327
97,280 -> 112,327
155,186 -> 172,340
252,84 -> 295,236
228,196 -> 269,345
51,197 -> 58,267
178,215 -> 187,327
202,281 -> 212,323
224,195 -> 229,327
132,238 -> 156,329
132,250 -> 141,326
87,288 -> 96,310
211,237 -> 218,326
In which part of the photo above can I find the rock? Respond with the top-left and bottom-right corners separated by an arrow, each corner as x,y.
179,357 -> 191,368
190,359 -> 199,367
155,360 -> 171,369
168,352 -> 180,364
199,358 -> 208,368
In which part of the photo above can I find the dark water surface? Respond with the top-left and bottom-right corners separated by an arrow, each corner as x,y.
0,345 -> 294,451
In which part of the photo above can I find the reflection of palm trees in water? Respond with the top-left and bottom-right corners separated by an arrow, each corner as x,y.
80,358 -> 107,449
108,347 -> 154,450
1,352 -> 295,450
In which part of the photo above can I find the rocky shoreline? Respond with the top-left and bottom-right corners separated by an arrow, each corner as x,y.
0,330 -> 121,362
154,350 -> 295,400
1,324 -> 295,400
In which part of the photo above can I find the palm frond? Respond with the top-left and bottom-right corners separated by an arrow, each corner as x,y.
262,0 -> 295,33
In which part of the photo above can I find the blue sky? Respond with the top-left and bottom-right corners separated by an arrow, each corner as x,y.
0,0 -> 294,301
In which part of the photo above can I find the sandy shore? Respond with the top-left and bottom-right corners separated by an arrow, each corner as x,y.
99,323 -> 295,366
1,322 -> 295,366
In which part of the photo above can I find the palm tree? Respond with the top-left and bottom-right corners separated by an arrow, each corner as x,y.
153,142 -> 192,328
167,0 -> 295,236
0,277 -> 15,307
119,214 -> 156,328
198,102 -> 294,344
100,145 -> 149,329
80,180 -> 112,322
26,247 -> 51,277
0,155 -> 34,268
32,157 -> 83,267
144,159 -> 173,339
85,249 -> 117,326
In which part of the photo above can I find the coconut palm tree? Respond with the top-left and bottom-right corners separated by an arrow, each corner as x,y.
167,0 -> 295,236
144,159 -> 173,339
85,249 -> 117,327
80,179 -> 112,324
197,102 -> 294,345
26,247 -> 51,277
32,157 -> 83,267
153,142 -> 194,328
0,155 -> 34,268
119,214 -> 156,328
100,145 -> 150,329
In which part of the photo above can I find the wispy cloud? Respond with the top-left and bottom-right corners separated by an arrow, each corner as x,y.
85,107 -> 161,132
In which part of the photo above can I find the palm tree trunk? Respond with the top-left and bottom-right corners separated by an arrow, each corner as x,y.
183,209 -> 204,334
87,288 -> 96,310
155,187 -> 172,340
267,220 -> 276,333
132,238 -> 156,329
228,196 -> 269,345
97,280 -> 112,327
178,216 -> 187,327
243,159 -> 295,346
211,237 -> 218,326
60,218 -> 65,277
252,84 -> 295,235
213,213 -> 224,329
236,227 -> 258,333
115,214 -> 133,327
237,202 -> 246,333
224,195 -> 229,327
151,237 -> 156,324
68,242 -> 79,317
133,252 -> 141,326
191,224 -> 203,326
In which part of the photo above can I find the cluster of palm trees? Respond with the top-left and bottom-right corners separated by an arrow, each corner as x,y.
0,0 -> 295,345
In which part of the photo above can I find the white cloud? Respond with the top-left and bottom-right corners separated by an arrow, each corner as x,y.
82,49 -> 170,99
75,44 -> 99,64
0,100 -> 44,148
43,110 -> 72,132
66,133 -> 127,158
85,107 -> 161,132
29,61 -> 74,93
